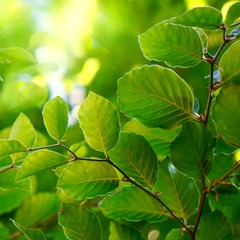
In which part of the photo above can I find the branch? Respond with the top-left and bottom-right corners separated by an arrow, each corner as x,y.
0,164 -> 15,174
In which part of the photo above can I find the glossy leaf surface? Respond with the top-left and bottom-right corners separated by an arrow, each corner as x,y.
17,150 -> 68,181
155,159 -> 199,219
196,211 -> 232,240
11,219 -> 46,240
59,203 -> 102,240
212,80 -> 240,147
118,65 -> 194,129
101,186 -> 166,223
43,96 -> 68,141
170,121 -> 214,179
108,132 -> 158,189
219,41 -> 240,83
170,7 -> 222,30
0,140 -> 26,159
78,92 -> 120,153
225,2 -> 240,27
57,161 -> 119,200
123,119 -> 180,159
139,23 -> 203,67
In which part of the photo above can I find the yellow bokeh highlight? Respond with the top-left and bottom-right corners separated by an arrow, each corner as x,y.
234,149 -> 240,162
185,0 -> 207,9
221,1 -> 238,21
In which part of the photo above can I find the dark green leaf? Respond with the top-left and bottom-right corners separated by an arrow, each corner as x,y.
17,150 -> 68,181
212,79 -> 240,147
108,132 -> 158,189
78,92 -> 120,153
14,192 -> 60,227
170,7 -> 222,30
11,219 -> 46,240
57,161 -> 119,201
101,186 -> 166,223
123,119 -> 180,160
118,65 -> 194,129
155,159 -> 199,219
225,2 -> 240,27
43,96 -> 68,141
139,23 -> 203,67
59,203 -> 102,240
0,139 -> 26,159
0,222 -> 9,239
219,41 -> 240,83
170,121 -> 214,179
109,221 -> 145,240
196,211 -> 233,240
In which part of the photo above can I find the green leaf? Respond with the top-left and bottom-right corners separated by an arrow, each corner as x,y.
0,47 -> 35,66
17,150 -> 68,181
0,139 -> 26,159
0,168 -> 31,190
101,186 -> 166,223
43,96 -> 68,141
155,159 -> 199,219
139,23 -> 203,67
78,92 -> 120,153
123,119 -> 180,160
14,192 -> 60,227
196,211 -> 233,240
109,221 -> 145,240
118,65 -> 194,129
57,161 -> 119,201
108,132 -> 158,189
170,121 -> 214,179
212,80 -> 240,147
219,41 -> 240,83
0,222 -> 10,239
170,7 -> 222,30
11,219 -> 46,240
209,186 -> 240,224
165,228 -> 189,240
225,2 -> 240,27
59,203 -> 102,240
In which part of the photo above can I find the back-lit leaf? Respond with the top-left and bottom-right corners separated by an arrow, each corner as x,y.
118,65 -> 194,129
59,204 -> 102,240
43,96 -> 68,141
0,139 -> 26,159
225,2 -> 240,27
196,211 -> 233,240
170,7 -> 222,30
212,80 -> 240,147
108,132 -> 158,189
57,161 -> 119,201
170,121 -> 214,179
16,150 -> 68,181
11,219 -> 46,240
139,23 -> 203,67
101,186 -> 166,223
155,159 -> 199,219
78,92 -> 120,153
165,228 -> 189,240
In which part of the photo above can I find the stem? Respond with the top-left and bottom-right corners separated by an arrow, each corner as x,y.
0,164 -> 14,174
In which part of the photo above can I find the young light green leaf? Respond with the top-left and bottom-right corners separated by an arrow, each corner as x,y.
0,139 -> 26,159
101,186 -> 166,223
165,228 -> 189,240
109,221 -> 145,240
170,7 -> 222,30
118,65 -> 194,129
170,121 -> 214,179
225,2 -> 240,27
11,219 -> 46,240
42,96 -> 68,141
78,92 -> 120,153
139,23 -> 203,67
9,113 -> 36,148
212,80 -> 240,147
219,41 -> 240,83
123,119 -> 180,160
155,159 -> 199,219
16,150 -> 68,181
59,203 -> 102,240
108,132 -> 158,189
57,161 -> 119,201
0,168 -> 31,191
196,211 -> 233,240
14,192 -> 60,227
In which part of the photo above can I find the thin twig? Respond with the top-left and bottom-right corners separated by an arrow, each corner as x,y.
0,164 -> 14,174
